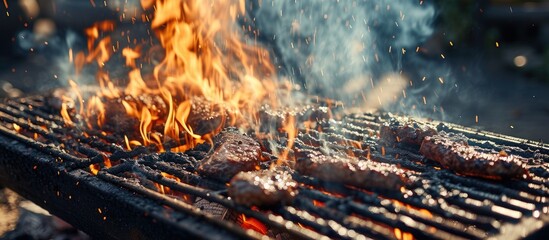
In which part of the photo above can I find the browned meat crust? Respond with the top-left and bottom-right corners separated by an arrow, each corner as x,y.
89,95 -> 166,138
380,117 -> 437,145
228,170 -> 298,207
419,134 -> 529,180
295,151 -> 407,190
187,97 -> 228,135
197,131 -> 261,182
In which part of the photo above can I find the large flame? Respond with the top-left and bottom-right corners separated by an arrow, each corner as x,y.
70,0 -> 278,152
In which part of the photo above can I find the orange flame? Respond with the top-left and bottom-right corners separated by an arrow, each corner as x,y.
312,200 -> 325,207
60,103 -> 74,127
89,164 -> 100,175
392,200 -> 433,219
154,172 -> 191,202
277,115 -> 297,165
86,96 -> 106,128
67,0 -> 280,152
240,214 -> 267,235
394,228 -> 414,240
12,123 -> 21,132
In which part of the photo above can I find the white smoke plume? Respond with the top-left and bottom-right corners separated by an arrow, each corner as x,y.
253,0 -> 436,111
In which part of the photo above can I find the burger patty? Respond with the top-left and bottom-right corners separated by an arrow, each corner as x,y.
228,170 -> 298,207
380,117 -> 437,146
419,134 -> 529,180
295,151 -> 407,190
197,130 -> 261,182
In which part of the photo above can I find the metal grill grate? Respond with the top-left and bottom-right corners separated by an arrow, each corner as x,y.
0,96 -> 547,240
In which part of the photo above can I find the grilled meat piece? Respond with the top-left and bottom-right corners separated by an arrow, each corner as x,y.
295,151 -> 407,190
89,95 -> 166,138
100,98 -> 140,134
380,117 -> 437,145
258,104 -> 335,132
187,97 -> 228,135
197,130 -> 261,182
229,170 -> 298,207
419,134 -> 529,180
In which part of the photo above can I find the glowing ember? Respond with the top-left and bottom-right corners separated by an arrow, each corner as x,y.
394,228 -> 414,240
239,214 -> 267,235
89,163 -> 100,175
12,123 -> 21,132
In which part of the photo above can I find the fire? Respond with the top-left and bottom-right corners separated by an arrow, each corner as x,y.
277,115 -> 297,165
239,214 -> 267,235
89,156 -> 112,175
12,123 -> 21,132
394,228 -> 414,240
89,164 -> 100,175
154,172 -> 191,202
393,200 -> 433,218
64,0 -> 279,152
312,200 -> 325,207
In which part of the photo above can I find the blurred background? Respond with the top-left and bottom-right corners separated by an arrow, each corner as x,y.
0,1 -> 548,239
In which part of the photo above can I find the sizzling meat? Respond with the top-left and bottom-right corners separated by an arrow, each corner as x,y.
187,97 -> 228,135
295,151 -> 407,190
197,130 -> 261,182
228,170 -> 298,207
380,117 -> 437,145
419,134 -> 529,180
99,95 -> 166,136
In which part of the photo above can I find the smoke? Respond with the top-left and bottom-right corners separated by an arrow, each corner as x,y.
252,0 -> 438,114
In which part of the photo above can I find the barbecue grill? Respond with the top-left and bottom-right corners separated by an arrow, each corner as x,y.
0,95 -> 548,240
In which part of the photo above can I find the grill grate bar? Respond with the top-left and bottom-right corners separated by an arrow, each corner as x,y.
96,170 -> 264,240
0,124 -> 92,166
291,196 -> 395,240
0,96 -> 548,239
109,162 -> 331,240
296,177 -> 488,239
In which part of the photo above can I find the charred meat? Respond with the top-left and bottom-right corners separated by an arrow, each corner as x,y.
197,130 -> 261,182
295,151 -> 407,190
229,170 -> 298,207
100,95 -> 166,136
187,97 -> 228,135
380,117 -> 437,146
419,134 -> 529,180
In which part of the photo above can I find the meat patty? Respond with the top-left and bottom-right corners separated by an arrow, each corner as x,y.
419,134 -> 529,180
187,97 -> 228,135
197,130 -> 261,182
89,95 -> 166,138
228,170 -> 298,207
380,117 -> 437,145
295,151 -> 407,190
